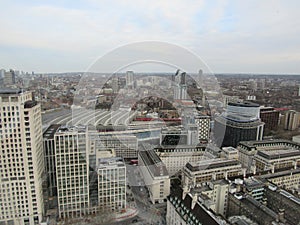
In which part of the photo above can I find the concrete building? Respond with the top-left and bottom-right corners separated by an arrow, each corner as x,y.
97,157 -> 126,213
195,114 -> 210,141
125,71 -> 134,88
221,147 -> 239,160
237,139 -> 300,173
160,125 -> 200,146
43,124 -> 61,197
173,70 -> 188,100
243,177 -> 265,202
283,110 -> 300,131
214,102 -> 264,147
90,134 -> 138,159
154,145 -> 210,176
54,126 -> 90,219
259,107 -> 279,131
259,168 -> 300,193
138,149 -> 170,204
254,149 -> 300,173
182,158 -> 244,188
197,180 -> 230,217
3,70 -> 16,86
0,89 -> 45,225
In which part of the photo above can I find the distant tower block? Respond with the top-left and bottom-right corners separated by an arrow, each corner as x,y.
126,71 -> 134,88
298,85 -> 300,96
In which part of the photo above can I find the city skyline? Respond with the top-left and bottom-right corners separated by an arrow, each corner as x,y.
1,1 -> 300,74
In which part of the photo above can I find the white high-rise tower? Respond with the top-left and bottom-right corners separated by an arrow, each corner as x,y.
0,89 -> 44,225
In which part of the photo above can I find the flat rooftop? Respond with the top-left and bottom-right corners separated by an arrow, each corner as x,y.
239,139 -> 300,149
257,149 -> 300,160
43,124 -> 61,139
139,149 -> 169,177
0,88 -> 23,95
186,158 -> 240,172
98,157 -> 125,168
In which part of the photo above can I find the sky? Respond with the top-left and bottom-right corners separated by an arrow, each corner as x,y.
0,0 -> 300,74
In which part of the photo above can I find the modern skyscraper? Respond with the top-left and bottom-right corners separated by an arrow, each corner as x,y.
214,102 -> 264,147
0,89 -> 45,225
54,126 -> 90,219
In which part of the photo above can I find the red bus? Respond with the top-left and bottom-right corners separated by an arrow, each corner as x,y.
130,159 -> 138,165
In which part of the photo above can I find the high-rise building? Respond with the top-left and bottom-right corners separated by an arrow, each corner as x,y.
259,107 -> 279,131
283,110 -> 300,131
0,89 -> 45,225
125,71 -> 134,89
195,114 -> 210,141
54,126 -> 90,219
3,70 -> 16,86
173,70 -> 188,100
214,102 -> 264,147
97,157 -> 126,212
43,124 -> 61,197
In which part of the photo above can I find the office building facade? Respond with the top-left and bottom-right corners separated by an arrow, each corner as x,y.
214,102 -> 264,147
0,90 -> 44,225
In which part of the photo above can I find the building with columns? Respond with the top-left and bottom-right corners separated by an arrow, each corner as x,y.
238,139 -> 300,173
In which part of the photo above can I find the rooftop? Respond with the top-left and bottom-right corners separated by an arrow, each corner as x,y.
0,88 -> 23,95
43,124 -> 61,139
186,158 -> 241,172
228,101 -> 260,108
98,157 -> 125,168
239,139 -> 300,150
257,149 -> 300,160
139,149 -> 169,177
168,187 -> 222,225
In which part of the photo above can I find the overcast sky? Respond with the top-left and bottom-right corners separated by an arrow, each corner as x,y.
1,0 -> 300,74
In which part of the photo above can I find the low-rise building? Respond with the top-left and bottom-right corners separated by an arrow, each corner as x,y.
138,149 -> 170,204
154,145 -> 210,176
197,180 -> 229,217
237,139 -> 300,173
182,158 -> 245,187
90,134 -> 138,159
221,147 -> 239,160
259,168 -> 300,192
254,149 -> 300,173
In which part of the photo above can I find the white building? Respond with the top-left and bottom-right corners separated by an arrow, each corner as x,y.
182,158 -> 244,187
98,157 -> 126,212
238,139 -> 300,173
198,180 -> 230,217
0,89 -> 44,225
138,149 -> 170,204
154,145 -> 210,176
221,147 -> 239,160
54,126 -> 90,219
